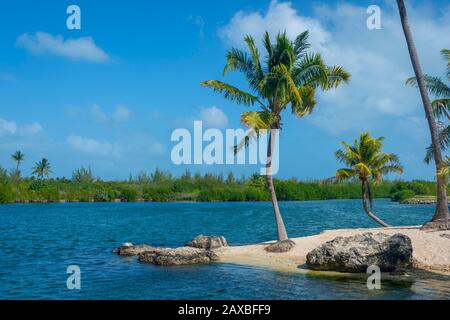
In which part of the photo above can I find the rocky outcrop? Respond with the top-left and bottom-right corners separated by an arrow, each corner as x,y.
185,235 -> 228,250
400,197 -> 436,205
265,239 -> 296,253
113,243 -> 166,256
138,247 -> 216,266
306,233 -> 413,273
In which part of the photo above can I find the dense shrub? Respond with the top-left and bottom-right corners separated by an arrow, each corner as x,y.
391,190 -> 416,202
119,188 -> 139,202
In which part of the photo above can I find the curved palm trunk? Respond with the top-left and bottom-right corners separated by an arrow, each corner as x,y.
266,129 -> 288,241
397,0 -> 449,229
361,180 -> 392,228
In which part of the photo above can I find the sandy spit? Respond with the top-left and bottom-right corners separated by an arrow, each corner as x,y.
214,227 -> 450,275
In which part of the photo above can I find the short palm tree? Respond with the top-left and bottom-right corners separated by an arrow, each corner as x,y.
11,150 -> 25,173
32,158 -> 52,180
397,0 -> 449,230
406,49 -> 450,163
335,132 -> 403,227
202,31 -> 350,244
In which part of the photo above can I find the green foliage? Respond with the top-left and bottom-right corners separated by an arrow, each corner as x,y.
0,166 -> 441,204
119,188 -> 139,202
391,190 -> 416,202
72,167 -> 95,183
0,181 -> 16,203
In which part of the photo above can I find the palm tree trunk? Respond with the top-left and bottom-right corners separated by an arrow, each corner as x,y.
266,129 -> 288,241
361,180 -> 392,228
397,0 -> 449,229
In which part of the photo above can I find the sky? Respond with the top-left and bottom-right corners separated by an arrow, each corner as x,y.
0,0 -> 450,180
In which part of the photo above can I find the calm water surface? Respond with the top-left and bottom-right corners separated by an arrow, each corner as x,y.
0,199 -> 449,299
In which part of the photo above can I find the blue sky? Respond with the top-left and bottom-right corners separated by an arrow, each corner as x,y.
1,0 -> 450,180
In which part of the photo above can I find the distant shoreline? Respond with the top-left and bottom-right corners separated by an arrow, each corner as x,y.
0,197 -> 430,205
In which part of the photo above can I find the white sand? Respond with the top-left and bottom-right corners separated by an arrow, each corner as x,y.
215,227 -> 450,275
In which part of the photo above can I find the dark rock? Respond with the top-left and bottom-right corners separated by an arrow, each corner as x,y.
185,235 -> 228,250
139,247 -> 213,266
306,233 -> 413,273
113,243 -> 165,256
265,239 -> 296,253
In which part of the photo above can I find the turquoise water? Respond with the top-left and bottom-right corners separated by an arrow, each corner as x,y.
0,199 -> 449,300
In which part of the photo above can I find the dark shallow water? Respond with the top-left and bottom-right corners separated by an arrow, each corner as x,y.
0,199 -> 449,300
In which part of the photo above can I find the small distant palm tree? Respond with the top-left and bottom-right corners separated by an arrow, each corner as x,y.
335,132 -> 403,227
32,158 -> 52,180
11,150 -> 25,173
202,31 -> 350,243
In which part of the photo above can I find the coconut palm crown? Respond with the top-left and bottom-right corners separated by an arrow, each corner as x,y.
32,158 -> 52,180
202,31 -> 350,242
335,132 -> 403,227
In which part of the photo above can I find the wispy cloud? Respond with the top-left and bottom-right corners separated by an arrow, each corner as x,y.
16,32 -> 110,63
199,106 -> 228,128
90,104 -> 131,122
67,134 -> 121,157
112,105 -> 131,122
0,118 -> 43,137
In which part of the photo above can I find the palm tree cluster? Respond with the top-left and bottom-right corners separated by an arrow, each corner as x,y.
202,31 -> 350,244
5,151 -> 52,181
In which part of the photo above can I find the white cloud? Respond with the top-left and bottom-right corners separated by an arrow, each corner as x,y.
0,118 -> 17,136
0,118 -> 43,137
67,134 -> 120,157
112,105 -> 131,122
90,104 -> 108,121
19,122 -> 43,135
218,1 -> 450,134
16,32 -> 110,63
219,0 -> 329,52
199,106 -> 228,128
90,104 -> 131,122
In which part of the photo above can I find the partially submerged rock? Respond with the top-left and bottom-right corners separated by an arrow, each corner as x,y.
185,235 -> 228,250
265,239 -> 296,253
306,233 -> 413,273
113,243 -> 165,256
139,247 -> 216,266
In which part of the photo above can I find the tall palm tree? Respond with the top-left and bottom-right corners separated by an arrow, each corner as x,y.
11,150 -> 25,173
335,132 -> 403,227
396,0 -> 449,230
202,31 -> 350,244
32,158 -> 52,180
406,49 -> 450,163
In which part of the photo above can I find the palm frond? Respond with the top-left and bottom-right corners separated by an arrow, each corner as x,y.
293,30 -> 310,59
201,80 -> 260,106
292,85 -> 316,117
406,75 -> 450,98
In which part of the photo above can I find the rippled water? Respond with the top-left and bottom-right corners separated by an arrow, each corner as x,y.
0,199 -> 449,299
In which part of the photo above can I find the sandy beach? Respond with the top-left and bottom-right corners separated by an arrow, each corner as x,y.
215,227 -> 450,275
